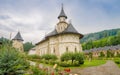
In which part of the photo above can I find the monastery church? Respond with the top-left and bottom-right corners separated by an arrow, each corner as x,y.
12,5 -> 83,57
35,5 -> 83,57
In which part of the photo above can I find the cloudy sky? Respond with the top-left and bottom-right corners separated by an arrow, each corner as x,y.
0,0 -> 120,44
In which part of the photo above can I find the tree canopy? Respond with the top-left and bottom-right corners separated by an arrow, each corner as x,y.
82,30 -> 120,50
0,43 -> 29,75
23,42 -> 35,52
81,28 -> 120,43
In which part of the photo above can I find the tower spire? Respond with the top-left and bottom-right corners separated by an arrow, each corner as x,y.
58,3 -> 67,19
12,31 -> 24,41
62,3 -> 63,8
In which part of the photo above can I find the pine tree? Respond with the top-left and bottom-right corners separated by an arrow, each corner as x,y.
0,43 -> 29,75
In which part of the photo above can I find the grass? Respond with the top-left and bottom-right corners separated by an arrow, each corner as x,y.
61,59 -> 107,69
113,57 -> 120,68
29,58 -> 107,68
80,59 -> 106,68
116,64 -> 120,67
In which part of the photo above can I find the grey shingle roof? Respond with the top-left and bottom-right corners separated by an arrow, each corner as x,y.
36,23 -> 83,45
58,5 -> 67,19
46,23 -> 83,38
63,22 -> 79,33
46,29 -> 58,37
84,45 -> 120,53
12,32 -> 24,41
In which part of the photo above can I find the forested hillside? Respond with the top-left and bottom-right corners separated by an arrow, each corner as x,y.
81,28 -> 120,50
81,28 -> 120,43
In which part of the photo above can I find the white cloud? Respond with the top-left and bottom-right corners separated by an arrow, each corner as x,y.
0,0 -> 120,44
21,30 -> 45,44
0,10 -> 46,44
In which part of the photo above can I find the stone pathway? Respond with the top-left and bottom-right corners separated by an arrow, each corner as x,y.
29,60 -> 55,72
29,60 -> 120,75
29,61 -> 36,66
71,60 -> 120,75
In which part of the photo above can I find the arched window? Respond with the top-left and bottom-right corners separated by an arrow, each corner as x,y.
66,47 -> 68,52
61,26 -> 62,31
75,47 -> 77,52
53,48 -> 55,53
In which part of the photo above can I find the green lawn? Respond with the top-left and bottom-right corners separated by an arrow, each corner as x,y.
29,58 -> 107,68
116,64 -> 120,67
113,58 -> 120,68
62,59 -> 106,69
80,59 -> 106,68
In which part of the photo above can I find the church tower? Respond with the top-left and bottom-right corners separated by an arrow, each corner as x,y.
56,4 -> 69,33
12,32 -> 24,52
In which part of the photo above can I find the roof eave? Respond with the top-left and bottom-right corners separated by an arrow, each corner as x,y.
12,39 -> 24,41
46,32 -> 84,39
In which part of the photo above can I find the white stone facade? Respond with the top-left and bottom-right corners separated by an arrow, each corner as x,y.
36,34 -> 83,57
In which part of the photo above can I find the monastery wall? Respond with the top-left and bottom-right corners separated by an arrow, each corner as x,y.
36,40 -> 49,55
35,34 -> 83,57
49,36 -> 59,55
48,34 -> 82,56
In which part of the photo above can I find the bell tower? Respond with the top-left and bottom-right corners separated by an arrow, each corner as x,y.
56,4 -> 68,33
12,31 -> 24,52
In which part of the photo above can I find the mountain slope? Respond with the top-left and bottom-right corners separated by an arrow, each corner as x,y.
81,28 -> 120,43
81,28 -> 120,50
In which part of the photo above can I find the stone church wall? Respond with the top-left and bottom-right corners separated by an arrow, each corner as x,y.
12,40 -> 24,52
36,40 -> 49,55
59,34 -> 81,56
49,36 -> 59,55
35,33 -> 83,57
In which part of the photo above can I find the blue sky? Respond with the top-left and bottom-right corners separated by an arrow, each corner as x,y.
0,0 -> 120,43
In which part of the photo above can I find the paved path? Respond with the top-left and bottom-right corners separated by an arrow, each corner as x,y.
29,61 -> 36,66
29,61 -> 54,72
71,60 -> 120,75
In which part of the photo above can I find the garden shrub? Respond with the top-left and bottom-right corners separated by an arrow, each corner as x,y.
106,50 -> 114,58
44,60 -> 49,64
116,52 -> 120,57
59,61 -> 71,67
40,54 -> 58,64
27,55 -> 41,60
0,44 -> 30,75
49,60 -> 59,65
50,54 -> 58,60
74,52 -> 84,65
39,59 -> 45,63
60,52 -> 84,67
115,60 -> 120,64
73,61 -> 80,66
88,52 -> 93,60
60,52 -> 73,61
99,52 -> 105,57
41,54 -> 57,61
31,66 -> 47,75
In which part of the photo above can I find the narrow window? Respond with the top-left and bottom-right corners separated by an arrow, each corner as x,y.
75,47 -> 77,52
54,48 -> 55,53
66,47 -> 68,52
61,26 -> 62,31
